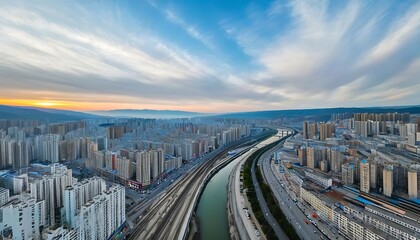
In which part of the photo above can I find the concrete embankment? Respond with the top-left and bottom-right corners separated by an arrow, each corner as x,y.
227,173 -> 240,240
188,147 -> 255,240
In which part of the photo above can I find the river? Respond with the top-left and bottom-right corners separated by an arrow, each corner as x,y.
196,155 -> 242,240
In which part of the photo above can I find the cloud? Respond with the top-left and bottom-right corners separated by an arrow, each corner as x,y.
0,1 -> 280,111
223,0 -> 420,108
361,3 -> 420,67
0,0 -> 419,112
0,6 -> 209,82
163,9 -> 214,49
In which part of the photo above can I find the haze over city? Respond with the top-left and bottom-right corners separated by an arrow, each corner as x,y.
0,0 -> 419,112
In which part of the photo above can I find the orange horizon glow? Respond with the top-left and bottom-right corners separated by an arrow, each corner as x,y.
0,99 -> 231,113
1,99 -> 70,108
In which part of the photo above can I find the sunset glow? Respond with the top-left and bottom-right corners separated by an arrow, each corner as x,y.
33,102 -> 62,107
0,1 -> 419,112
0,99 -> 71,109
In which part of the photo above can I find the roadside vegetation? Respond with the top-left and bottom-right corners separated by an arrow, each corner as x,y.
243,134 -> 300,240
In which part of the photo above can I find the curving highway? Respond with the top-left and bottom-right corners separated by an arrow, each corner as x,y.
250,130 -> 291,240
259,143 -> 318,240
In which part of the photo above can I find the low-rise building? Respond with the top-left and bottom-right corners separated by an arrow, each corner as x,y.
333,207 -> 388,240
304,170 -> 332,188
300,185 -> 334,220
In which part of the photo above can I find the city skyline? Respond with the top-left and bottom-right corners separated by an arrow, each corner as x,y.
0,0 -> 419,113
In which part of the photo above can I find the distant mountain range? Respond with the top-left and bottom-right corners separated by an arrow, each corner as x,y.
90,109 -> 209,119
212,106 -> 420,121
1,104 -> 419,122
0,105 -> 98,122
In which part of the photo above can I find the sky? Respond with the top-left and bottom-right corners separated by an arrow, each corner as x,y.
0,0 -> 419,113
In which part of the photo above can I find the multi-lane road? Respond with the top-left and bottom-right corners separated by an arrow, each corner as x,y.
267,161 -> 345,240
259,144 -> 319,240
250,132 -> 291,240
229,133 -> 285,240
259,142 -> 345,240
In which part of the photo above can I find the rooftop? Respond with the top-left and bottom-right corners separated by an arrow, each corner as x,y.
366,204 -> 420,230
334,207 -> 391,239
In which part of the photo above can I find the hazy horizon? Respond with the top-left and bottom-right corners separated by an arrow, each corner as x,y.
2,103 -> 420,116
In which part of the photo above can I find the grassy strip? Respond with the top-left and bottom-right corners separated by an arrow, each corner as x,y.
243,134 -> 300,240
256,166 -> 300,239
244,139 -> 279,240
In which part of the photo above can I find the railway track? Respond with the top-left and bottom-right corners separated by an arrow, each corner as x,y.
127,129 -> 276,240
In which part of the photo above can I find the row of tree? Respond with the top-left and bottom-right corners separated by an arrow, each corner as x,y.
243,134 -> 300,240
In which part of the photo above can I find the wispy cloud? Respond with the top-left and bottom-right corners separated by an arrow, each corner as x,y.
223,0 -> 420,108
0,1 -> 281,112
163,9 -> 214,49
0,0 -> 419,112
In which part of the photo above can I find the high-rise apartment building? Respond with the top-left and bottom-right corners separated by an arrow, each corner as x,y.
136,151 -> 151,186
87,142 -> 98,161
383,166 -> 393,197
0,137 -> 30,169
408,168 -> 420,199
307,147 -> 316,169
157,148 -> 165,174
78,185 -> 125,240
329,148 -> 342,172
354,121 -> 369,137
360,160 -> 370,193
303,121 -> 309,139
0,195 -> 46,240
39,134 -> 60,163
393,165 -> 408,190
150,150 -> 159,179
182,141 -> 193,161
369,162 -> 378,191
399,124 -> 407,140
115,157 -> 132,179
59,139 -> 78,161
64,177 -> 106,228
104,151 -> 117,170
406,123 -> 418,146
96,136 -> 108,151
342,163 -> 355,185
107,126 -> 125,139
319,123 -> 333,141
92,151 -> 105,168
0,187 -> 9,206
309,123 -> 317,140
150,148 -> 165,179
4,173 -> 29,195
320,160 -> 328,172
30,164 -> 73,226
298,147 -> 307,166
0,138 -> 7,168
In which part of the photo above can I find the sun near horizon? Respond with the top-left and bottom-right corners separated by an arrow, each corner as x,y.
0,99 -> 229,113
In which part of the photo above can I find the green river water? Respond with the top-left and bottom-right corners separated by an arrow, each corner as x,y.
196,156 -> 242,240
